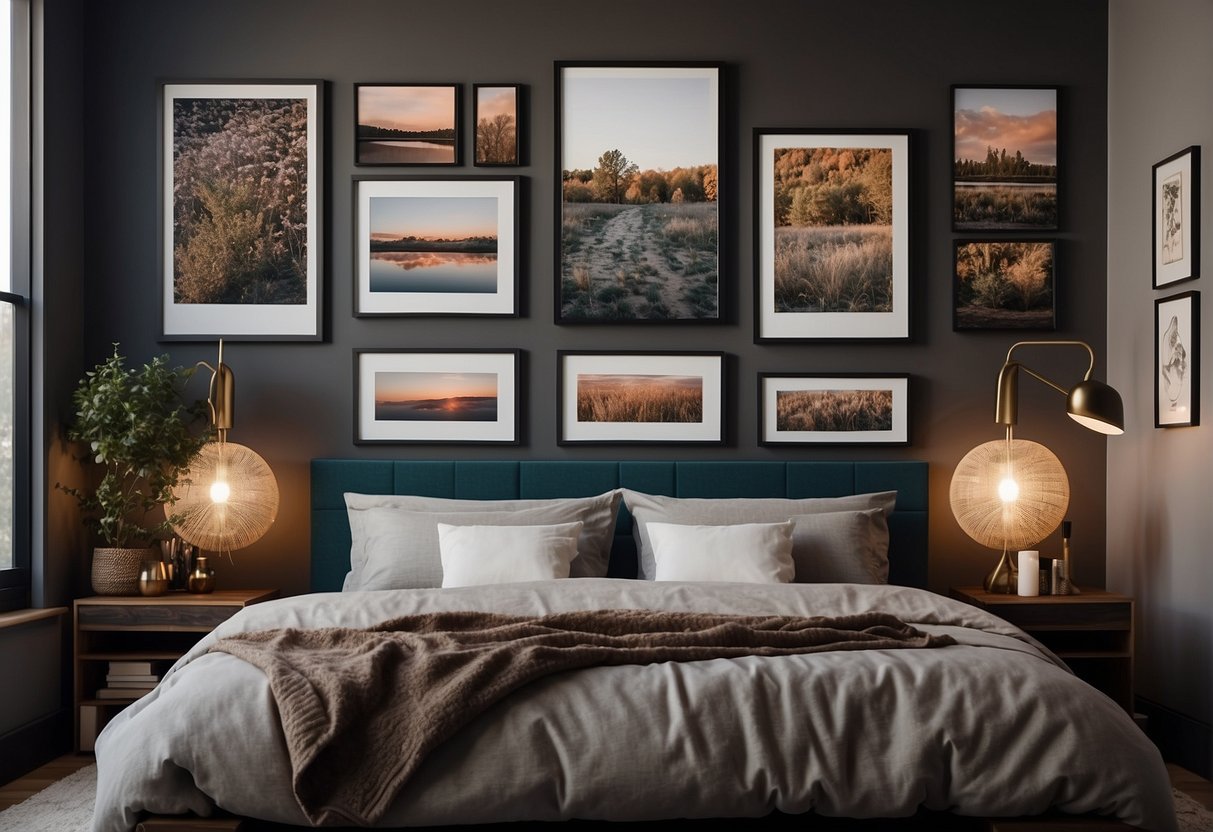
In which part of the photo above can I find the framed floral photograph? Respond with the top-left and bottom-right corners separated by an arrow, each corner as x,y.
758,374 -> 910,446
556,62 -> 722,323
160,80 -> 323,341
953,240 -> 1056,330
353,176 -> 519,316
952,85 -> 1058,231
354,349 -> 521,444
474,84 -> 523,166
1156,291 -> 1199,428
754,129 -> 911,341
355,83 -> 460,166
557,351 -> 725,445
1153,145 -> 1200,288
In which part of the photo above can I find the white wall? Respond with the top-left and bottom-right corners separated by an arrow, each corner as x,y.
1107,0 -> 1213,762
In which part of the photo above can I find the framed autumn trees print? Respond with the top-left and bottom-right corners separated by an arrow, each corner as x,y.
1153,146 -> 1200,288
556,63 -> 722,323
474,84 -> 522,166
161,81 -> 323,340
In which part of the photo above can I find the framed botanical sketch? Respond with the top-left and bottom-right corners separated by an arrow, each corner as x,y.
758,374 -> 910,446
353,176 -> 519,316
555,62 -> 722,323
952,86 -> 1058,231
1156,291 -> 1199,428
355,83 -> 460,166
160,80 -> 323,341
354,349 -> 520,444
557,351 -> 725,445
474,84 -> 523,166
953,240 -> 1056,330
754,129 -> 911,341
1153,145 -> 1200,288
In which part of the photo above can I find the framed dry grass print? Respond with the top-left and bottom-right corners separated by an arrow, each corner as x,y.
557,351 -> 724,445
354,349 -> 520,444
1153,146 -> 1200,288
556,62 -> 722,323
355,84 -> 460,166
953,240 -> 1055,330
754,129 -> 910,342
474,84 -> 522,166
953,86 -> 1058,231
758,374 -> 909,446
161,81 -> 323,341
1156,291 -> 1199,428
353,176 -> 519,316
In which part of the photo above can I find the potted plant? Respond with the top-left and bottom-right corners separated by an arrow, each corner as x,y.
59,345 -> 209,595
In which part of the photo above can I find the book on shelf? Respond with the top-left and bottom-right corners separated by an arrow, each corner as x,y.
107,660 -> 157,676
95,687 -> 146,700
106,673 -> 159,683
104,679 -> 159,689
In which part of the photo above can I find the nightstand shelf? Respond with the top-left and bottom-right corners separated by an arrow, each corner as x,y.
949,586 -> 1133,714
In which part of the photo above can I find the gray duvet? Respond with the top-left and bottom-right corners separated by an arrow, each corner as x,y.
92,580 -> 1177,832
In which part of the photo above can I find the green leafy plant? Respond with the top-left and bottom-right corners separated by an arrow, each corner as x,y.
59,345 -> 210,548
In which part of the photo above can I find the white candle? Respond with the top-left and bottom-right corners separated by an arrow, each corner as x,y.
1017,550 -> 1040,596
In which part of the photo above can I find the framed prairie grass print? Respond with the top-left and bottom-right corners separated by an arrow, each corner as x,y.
355,84 -> 459,166
953,240 -> 1055,330
161,81 -> 322,340
1153,146 -> 1200,288
474,84 -> 522,166
557,351 -> 724,445
1156,291 -> 1199,428
354,350 -> 520,444
754,129 -> 910,341
953,86 -> 1058,231
758,374 -> 909,446
556,63 -> 722,323
353,176 -> 519,316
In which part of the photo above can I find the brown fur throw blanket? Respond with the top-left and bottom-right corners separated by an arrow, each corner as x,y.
209,608 -> 955,825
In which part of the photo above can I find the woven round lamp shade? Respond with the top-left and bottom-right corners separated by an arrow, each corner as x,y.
171,441 -> 279,553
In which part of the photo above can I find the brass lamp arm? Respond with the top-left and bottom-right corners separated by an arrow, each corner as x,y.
193,339 -> 233,438
1003,340 -> 1096,380
995,340 -> 1098,427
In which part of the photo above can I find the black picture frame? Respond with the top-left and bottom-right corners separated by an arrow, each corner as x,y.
1155,291 -> 1199,428
554,62 -> 724,324
473,84 -> 524,167
1152,145 -> 1200,289
952,239 -> 1056,331
757,373 -> 910,446
354,83 -> 461,166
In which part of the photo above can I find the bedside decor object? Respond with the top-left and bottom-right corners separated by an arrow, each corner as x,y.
1152,145 -> 1200,288
137,559 -> 169,597
1156,291 -> 1200,428
59,346 -> 209,595
1017,550 -> 1039,596
187,556 -> 216,594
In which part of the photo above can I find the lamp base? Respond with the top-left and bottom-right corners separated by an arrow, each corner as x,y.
983,549 -> 1019,594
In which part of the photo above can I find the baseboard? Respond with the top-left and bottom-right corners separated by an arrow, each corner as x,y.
1136,695 -> 1212,779
0,708 -> 71,785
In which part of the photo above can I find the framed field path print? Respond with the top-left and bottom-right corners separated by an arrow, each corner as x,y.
557,351 -> 725,445
759,374 -> 910,446
354,350 -> 520,444
1153,145 -> 1200,288
161,81 -> 323,341
353,176 -> 519,316
754,129 -> 911,341
355,83 -> 460,166
1156,291 -> 1199,428
556,62 -> 723,323
953,240 -> 1055,331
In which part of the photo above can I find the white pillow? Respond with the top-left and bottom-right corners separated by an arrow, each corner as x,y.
438,521 -> 584,588
648,521 -> 794,584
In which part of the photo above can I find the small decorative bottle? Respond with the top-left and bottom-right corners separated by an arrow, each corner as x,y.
187,556 -> 216,594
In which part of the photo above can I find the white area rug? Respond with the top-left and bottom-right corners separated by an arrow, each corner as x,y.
1,764 -> 1210,831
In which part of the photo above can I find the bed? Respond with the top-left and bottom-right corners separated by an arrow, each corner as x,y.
92,459 -> 1177,832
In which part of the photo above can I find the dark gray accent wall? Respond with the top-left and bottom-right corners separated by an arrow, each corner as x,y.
74,0 -> 1109,597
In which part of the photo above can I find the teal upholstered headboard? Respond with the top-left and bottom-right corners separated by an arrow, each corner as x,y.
310,460 -> 929,592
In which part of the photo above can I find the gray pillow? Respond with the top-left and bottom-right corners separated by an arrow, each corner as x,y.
622,489 -> 896,580
344,490 -> 623,588
788,508 -> 889,584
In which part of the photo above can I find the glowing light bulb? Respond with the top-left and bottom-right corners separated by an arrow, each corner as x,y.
210,480 -> 231,504
997,477 -> 1020,502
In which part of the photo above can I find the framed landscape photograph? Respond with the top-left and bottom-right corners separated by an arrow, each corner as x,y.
953,240 -> 1056,330
474,84 -> 523,166
556,62 -> 722,323
953,86 -> 1058,231
354,349 -> 520,444
353,176 -> 519,316
1156,291 -> 1199,428
557,351 -> 724,445
355,84 -> 460,166
1153,145 -> 1200,288
758,374 -> 909,446
754,129 -> 911,341
160,80 -> 323,341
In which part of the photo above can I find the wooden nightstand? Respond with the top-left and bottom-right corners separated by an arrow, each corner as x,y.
949,586 -> 1134,714
73,589 -> 277,751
